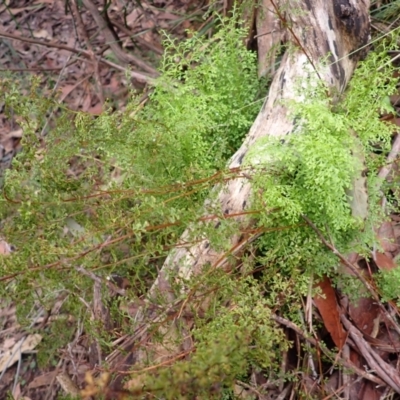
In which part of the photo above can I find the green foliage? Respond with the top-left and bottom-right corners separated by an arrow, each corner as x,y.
371,0 -> 400,21
0,11 -> 271,386
129,272 -> 288,398
334,274 -> 366,304
0,11 -> 262,297
377,266 -> 400,304
193,275 -> 288,369
101,15 -> 264,189
36,315 -> 75,368
245,39 -> 398,281
1,9 -> 400,398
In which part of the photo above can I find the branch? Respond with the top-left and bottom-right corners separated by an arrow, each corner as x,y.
271,314 -> 385,387
341,314 -> 400,393
0,30 -> 156,84
80,0 -> 158,76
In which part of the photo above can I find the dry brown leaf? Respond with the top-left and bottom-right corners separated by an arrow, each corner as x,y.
1,338 -> 17,351
59,85 -> 77,102
126,9 -> 142,26
82,93 -> 92,113
233,384 -> 255,399
86,103 -> 103,115
0,334 -> 42,373
81,371 -> 110,398
349,297 -> 381,336
314,276 -> 347,350
373,251 -> 397,271
12,383 -> 21,400
28,371 -> 57,389
358,380 -> 383,400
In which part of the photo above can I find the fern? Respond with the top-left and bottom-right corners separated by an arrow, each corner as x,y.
0,11 -> 399,399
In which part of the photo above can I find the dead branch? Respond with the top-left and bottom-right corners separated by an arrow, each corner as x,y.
0,30 -> 156,84
341,314 -> 400,393
80,0 -> 158,76
271,314 -> 386,387
70,0 -> 104,104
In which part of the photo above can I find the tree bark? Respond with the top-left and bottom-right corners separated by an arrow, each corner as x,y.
109,0 -> 371,372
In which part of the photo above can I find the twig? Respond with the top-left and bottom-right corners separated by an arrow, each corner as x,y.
322,373 -> 364,400
276,383 -> 292,400
119,349 -> 192,375
109,19 -> 164,56
301,214 -> 400,337
0,29 -> 156,84
341,314 -> 400,393
80,0 -> 158,76
271,314 -> 385,387
105,296 -> 186,367
75,265 -> 126,296
0,67 -> 65,72
236,380 -> 269,398
40,55 -> 72,137
12,348 -> 22,396
71,0 -> 104,104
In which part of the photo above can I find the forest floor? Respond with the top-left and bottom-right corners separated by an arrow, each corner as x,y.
0,0 -> 210,398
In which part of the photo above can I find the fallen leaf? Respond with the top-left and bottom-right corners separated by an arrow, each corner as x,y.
358,380 -> 383,400
349,297 -> 381,336
28,371 -> 57,389
0,334 -> 42,373
12,383 -> 21,400
377,221 -> 397,252
314,276 -> 347,350
233,383 -> 256,399
126,9 -> 141,26
373,251 -> 397,271
85,103 -> 103,115
1,338 -> 17,351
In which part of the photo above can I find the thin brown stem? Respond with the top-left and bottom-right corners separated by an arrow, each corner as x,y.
271,314 -> 385,387
0,30 -> 155,84
71,0 -> 105,105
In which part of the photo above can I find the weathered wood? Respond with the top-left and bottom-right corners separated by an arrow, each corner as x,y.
153,0 -> 370,291
256,0 -> 284,78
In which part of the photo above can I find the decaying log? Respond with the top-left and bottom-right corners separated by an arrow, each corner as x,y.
109,0 -> 371,373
